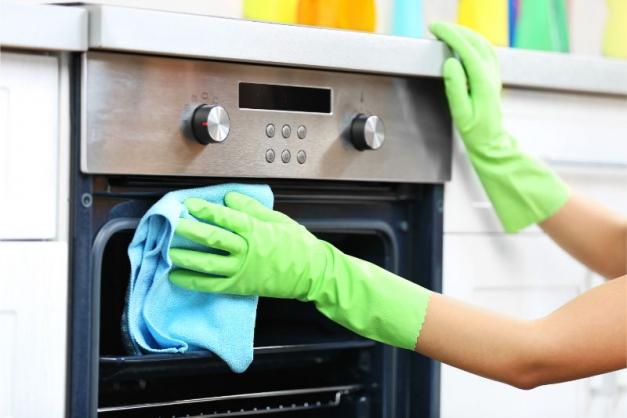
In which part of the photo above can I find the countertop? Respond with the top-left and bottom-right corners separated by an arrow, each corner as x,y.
2,2 -> 626,96
0,1 -> 87,51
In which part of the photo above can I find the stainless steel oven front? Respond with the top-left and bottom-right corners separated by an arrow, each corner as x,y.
81,52 -> 450,182
69,51 -> 451,418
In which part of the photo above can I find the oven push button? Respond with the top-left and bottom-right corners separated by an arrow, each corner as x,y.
350,114 -> 385,150
297,150 -> 306,164
265,149 -> 276,163
265,123 -> 275,138
297,125 -> 307,139
281,124 -> 292,139
191,104 -> 230,144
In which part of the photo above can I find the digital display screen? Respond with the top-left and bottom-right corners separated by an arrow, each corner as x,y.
239,83 -> 331,114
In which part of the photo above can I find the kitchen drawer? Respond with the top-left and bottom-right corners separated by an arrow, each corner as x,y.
0,242 -> 68,418
0,52 -> 59,239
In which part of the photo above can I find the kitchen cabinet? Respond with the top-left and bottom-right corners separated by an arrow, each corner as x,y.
441,234 -> 588,418
0,242 -> 68,418
0,52 -> 59,239
0,13 -> 74,413
445,88 -> 627,234
503,88 -> 627,167
442,85 -> 627,418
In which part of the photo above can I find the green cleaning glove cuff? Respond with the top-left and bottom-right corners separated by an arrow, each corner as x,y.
313,248 -> 433,351
470,148 -> 571,233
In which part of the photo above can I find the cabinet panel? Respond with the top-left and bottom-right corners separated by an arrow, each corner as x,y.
0,311 -> 16,415
441,234 -> 589,418
441,366 -> 584,418
503,89 -> 627,166
445,88 -> 627,233
443,234 -> 586,310
0,242 -> 68,418
558,166 -> 627,215
0,52 -> 59,239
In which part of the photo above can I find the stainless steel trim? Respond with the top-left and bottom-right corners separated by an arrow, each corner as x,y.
86,5 -> 447,78
82,51 -> 452,183
85,5 -> 627,96
97,384 -> 363,413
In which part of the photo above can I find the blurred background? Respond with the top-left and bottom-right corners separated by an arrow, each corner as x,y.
11,0 -> 627,58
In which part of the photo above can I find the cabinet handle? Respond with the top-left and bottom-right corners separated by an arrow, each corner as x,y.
544,158 -> 627,169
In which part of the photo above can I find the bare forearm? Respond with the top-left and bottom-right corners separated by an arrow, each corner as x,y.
527,276 -> 627,385
415,276 -> 627,389
540,193 -> 627,279
415,293 -> 539,388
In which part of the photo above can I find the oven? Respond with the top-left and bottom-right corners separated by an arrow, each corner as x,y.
69,50 -> 451,418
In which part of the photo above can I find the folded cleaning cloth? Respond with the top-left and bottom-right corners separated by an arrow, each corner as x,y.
124,184 -> 273,373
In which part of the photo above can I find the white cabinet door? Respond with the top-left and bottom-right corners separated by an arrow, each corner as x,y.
582,273 -> 627,418
445,88 -> 627,234
443,234 -> 587,319
441,234 -> 590,418
0,52 -> 59,240
503,89 -> 627,167
586,369 -> 627,418
556,165 -> 627,215
0,242 -> 68,418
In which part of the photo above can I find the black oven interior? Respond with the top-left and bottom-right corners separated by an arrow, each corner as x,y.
71,177 -> 442,418
99,227 -> 386,355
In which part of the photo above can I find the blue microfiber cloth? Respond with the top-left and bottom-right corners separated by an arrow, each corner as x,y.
124,184 -> 273,373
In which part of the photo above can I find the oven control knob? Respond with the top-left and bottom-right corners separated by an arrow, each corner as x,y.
191,104 -> 230,144
350,114 -> 385,150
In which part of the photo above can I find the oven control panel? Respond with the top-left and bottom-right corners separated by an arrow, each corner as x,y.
190,104 -> 384,161
190,104 -> 384,154
82,52 -> 451,183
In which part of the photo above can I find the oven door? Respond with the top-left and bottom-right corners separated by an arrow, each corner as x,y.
71,179 -> 442,418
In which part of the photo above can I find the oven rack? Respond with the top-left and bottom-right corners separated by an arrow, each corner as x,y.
100,340 -> 376,380
97,384 -> 365,417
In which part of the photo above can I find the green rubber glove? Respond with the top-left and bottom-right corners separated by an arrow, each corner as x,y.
168,192 -> 431,351
430,22 -> 569,233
